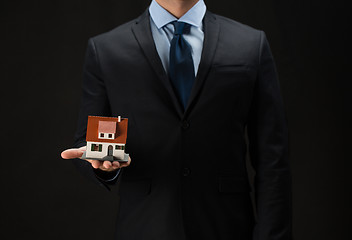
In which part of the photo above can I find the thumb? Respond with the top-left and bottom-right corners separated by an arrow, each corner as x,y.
61,148 -> 85,159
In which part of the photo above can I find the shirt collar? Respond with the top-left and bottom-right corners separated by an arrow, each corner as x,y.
149,0 -> 206,29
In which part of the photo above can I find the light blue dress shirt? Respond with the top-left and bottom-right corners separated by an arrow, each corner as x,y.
149,0 -> 206,75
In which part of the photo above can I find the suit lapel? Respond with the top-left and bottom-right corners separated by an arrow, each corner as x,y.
131,10 -> 184,118
131,10 -> 220,119
184,11 -> 220,117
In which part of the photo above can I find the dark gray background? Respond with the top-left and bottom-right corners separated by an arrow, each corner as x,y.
1,0 -> 350,239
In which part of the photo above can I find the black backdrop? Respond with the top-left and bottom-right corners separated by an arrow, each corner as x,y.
1,0 -> 350,239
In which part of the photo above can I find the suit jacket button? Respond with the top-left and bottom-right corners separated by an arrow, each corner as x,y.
181,120 -> 190,129
182,168 -> 191,176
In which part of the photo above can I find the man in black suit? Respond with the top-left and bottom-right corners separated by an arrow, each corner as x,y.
62,0 -> 291,239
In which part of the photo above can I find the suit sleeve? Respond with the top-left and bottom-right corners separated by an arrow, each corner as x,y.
72,38 -> 121,190
247,31 -> 292,240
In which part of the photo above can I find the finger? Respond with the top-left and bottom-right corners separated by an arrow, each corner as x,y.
61,148 -> 85,159
103,161 -> 112,169
99,162 -> 120,172
119,156 -> 131,167
112,161 -> 120,168
85,159 -> 117,171
119,162 -> 129,167
90,160 -> 102,169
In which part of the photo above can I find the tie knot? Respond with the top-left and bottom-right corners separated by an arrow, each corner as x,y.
172,21 -> 191,36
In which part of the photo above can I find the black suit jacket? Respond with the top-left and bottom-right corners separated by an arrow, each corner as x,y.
73,10 -> 292,240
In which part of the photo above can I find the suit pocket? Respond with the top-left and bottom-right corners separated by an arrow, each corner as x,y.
218,174 -> 251,193
208,64 -> 256,93
212,64 -> 251,72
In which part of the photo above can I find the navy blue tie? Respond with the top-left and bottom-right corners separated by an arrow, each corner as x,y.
169,21 -> 195,111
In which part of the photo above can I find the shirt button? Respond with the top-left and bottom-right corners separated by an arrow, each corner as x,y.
182,168 -> 191,177
181,120 -> 190,129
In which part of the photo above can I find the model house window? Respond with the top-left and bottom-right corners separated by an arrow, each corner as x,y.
91,144 -> 102,152
115,145 -> 125,150
98,121 -> 117,139
98,132 -> 115,139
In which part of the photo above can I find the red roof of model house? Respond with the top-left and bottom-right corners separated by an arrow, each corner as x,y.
98,121 -> 117,133
86,116 -> 128,144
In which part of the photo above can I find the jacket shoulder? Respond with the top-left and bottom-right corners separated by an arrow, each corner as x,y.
90,18 -> 137,44
207,12 -> 266,66
212,12 -> 262,36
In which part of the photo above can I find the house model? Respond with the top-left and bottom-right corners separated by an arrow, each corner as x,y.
84,115 -> 128,161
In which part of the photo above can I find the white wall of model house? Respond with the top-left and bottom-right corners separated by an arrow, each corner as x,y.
86,141 -> 125,159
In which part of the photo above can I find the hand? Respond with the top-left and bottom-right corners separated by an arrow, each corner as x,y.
61,146 -> 131,172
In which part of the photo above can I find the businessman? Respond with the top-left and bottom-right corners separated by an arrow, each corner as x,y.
61,0 -> 292,239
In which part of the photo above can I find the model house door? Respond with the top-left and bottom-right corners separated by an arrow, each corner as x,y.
108,145 -> 113,156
